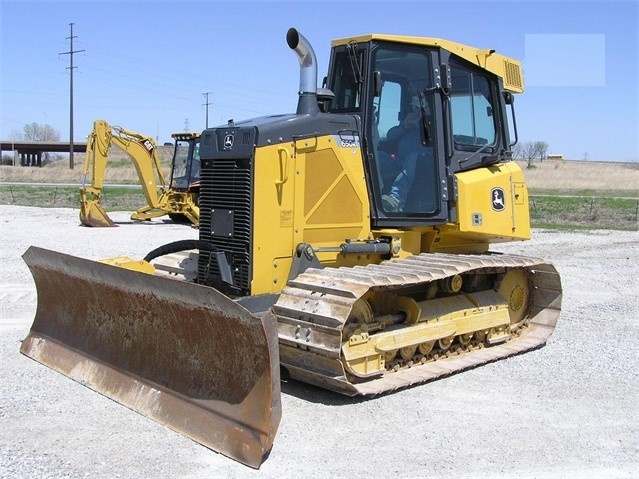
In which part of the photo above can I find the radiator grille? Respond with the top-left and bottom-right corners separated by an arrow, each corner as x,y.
198,157 -> 252,295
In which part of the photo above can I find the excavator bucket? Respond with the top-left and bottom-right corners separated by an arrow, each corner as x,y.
19,246 -> 281,468
79,197 -> 117,227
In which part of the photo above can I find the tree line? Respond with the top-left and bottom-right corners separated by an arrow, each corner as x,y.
512,141 -> 550,168
10,122 -> 61,143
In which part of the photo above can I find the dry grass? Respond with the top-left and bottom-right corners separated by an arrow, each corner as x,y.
0,146 -> 175,184
1,153 -> 637,195
516,160 -> 639,195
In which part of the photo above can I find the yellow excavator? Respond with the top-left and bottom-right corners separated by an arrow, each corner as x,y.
79,120 -> 201,227
20,29 -> 562,468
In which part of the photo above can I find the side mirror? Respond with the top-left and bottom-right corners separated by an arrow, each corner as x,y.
317,88 -> 335,112
503,91 -> 514,105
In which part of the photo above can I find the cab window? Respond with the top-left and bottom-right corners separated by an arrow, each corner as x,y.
450,67 -> 496,148
329,49 -> 363,112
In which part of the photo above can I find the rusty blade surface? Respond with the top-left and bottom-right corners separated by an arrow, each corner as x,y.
20,246 -> 281,468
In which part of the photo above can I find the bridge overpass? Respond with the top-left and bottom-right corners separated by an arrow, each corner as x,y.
0,140 -> 88,167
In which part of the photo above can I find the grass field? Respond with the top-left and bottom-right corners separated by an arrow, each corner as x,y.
1,153 -> 637,230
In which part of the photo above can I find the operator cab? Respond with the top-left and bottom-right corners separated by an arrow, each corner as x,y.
325,36 -> 513,228
170,133 -> 201,191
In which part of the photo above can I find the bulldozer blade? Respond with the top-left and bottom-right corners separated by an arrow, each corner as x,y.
80,201 -> 117,227
20,246 -> 281,468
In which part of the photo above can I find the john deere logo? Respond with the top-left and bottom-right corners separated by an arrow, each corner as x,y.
223,133 -> 234,150
491,187 -> 505,211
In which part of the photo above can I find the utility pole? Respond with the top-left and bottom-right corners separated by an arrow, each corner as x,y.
60,22 -> 85,169
202,92 -> 213,128
184,118 -> 190,132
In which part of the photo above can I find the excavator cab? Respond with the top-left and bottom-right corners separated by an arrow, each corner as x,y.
164,132 -> 201,224
169,133 -> 201,191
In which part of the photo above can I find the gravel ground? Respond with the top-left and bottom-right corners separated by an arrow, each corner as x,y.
1,205 -> 637,479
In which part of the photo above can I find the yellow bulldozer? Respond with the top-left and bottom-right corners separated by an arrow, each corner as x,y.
20,28 -> 562,468
79,120 -> 201,227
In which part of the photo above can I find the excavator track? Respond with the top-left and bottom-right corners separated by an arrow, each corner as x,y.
274,252 -> 562,396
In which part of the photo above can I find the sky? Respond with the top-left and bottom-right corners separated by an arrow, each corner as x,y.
1,0 -> 637,163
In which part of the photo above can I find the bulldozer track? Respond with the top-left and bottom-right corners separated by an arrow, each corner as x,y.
274,252 -> 562,396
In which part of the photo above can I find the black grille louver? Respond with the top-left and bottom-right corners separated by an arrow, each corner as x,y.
198,157 -> 253,296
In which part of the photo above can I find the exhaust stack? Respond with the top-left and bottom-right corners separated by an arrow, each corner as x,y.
286,28 -> 320,115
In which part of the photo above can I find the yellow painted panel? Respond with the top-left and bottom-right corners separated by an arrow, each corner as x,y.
304,149 -> 343,216
251,134 -> 373,292
307,175 -> 363,225
294,135 -> 371,253
455,162 -> 531,241
252,143 -> 296,295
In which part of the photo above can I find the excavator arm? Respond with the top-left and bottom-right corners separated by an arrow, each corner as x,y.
79,119 -> 168,227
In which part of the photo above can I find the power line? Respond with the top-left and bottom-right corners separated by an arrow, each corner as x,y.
59,22 -> 85,170
202,92 -> 213,128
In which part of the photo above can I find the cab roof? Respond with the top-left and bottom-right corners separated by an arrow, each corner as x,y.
331,33 -> 524,93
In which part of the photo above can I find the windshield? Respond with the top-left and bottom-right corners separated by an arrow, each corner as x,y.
171,139 -> 200,189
